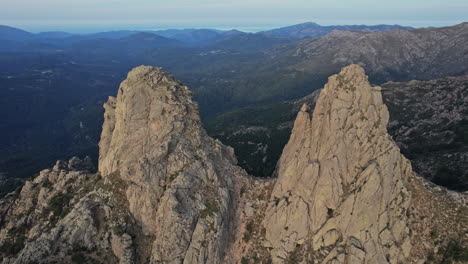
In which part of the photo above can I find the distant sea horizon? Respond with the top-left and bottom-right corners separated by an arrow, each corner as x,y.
2,20 -> 466,34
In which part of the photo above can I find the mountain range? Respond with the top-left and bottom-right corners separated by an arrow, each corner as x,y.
0,22 -> 468,197
0,22 -> 410,45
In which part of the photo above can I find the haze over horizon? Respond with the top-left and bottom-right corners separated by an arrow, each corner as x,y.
1,0 -> 467,33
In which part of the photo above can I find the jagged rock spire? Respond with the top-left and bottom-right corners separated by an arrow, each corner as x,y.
263,64 -> 413,263
99,65 -> 204,177
98,66 -> 246,263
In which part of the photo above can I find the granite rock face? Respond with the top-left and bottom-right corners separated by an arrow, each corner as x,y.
98,66 -> 247,263
263,65 -> 414,263
0,158 -> 119,264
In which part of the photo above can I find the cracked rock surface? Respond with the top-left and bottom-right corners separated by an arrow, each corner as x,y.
98,66 -> 247,263
261,65 -> 466,263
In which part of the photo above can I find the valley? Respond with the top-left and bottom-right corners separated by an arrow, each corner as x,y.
1,22 -> 468,195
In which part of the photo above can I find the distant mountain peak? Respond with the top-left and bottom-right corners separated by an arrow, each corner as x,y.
260,22 -> 412,39
294,21 -> 321,27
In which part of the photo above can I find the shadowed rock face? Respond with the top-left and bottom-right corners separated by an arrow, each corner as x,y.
263,65 -> 413,263
98,66 -> 247,263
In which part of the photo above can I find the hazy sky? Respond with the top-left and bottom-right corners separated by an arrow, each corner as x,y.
1,0 -> 467,32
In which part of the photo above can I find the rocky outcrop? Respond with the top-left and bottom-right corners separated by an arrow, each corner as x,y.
261,65 -> 467,263
1,65 -> 467,264
0,66 -> 249,264
98,66 -> 247,263
0,157 -> 119,264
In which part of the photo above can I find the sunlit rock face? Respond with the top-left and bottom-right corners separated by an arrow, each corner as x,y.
99,66 -> 247,263
263,64 -> 413,263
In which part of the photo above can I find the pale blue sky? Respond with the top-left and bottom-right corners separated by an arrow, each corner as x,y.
1,0 -> 467,33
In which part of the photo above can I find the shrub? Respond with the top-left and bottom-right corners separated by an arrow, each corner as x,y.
71,252 -> 86,264
243,221 -> 255,242
1,222 -> 28,256
43,191 -> 73,226
41,178 -> 52,188
113,225 -> 125,236
200,200 -> 219,219
0,237 -> 25,256
439,240 -> 468,263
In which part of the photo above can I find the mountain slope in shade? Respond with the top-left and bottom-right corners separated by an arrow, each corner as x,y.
207,33 -> 293,51
166,29 -> 223,45
64,33 -> 186,59
0,25 -> 35,41
383,76 -> 468,191
35,31 -> 75,39
260,22 -> 413,39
